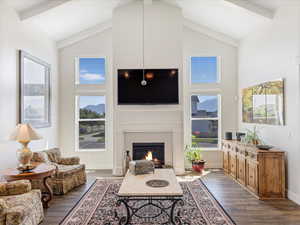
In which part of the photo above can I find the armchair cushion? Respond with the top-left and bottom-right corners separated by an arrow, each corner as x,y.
0,181 -> 31,196
56,164 -> 85,179
46,148 -> 61,163
58,157 -> 80,165
31,152 -> 51,164
0,199 -> 8,215
1,189 -> 43,225
6,205 -> 26,225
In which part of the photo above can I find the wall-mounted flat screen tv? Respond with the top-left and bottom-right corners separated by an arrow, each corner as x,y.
118,69 -> 179,105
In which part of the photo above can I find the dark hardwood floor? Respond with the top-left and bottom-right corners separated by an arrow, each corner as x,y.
41,170 -> 300,225
201,171 -> 300,225
41,170 -> 113,225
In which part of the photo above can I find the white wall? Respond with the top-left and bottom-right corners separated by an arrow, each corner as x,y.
58,1 -> 238,172
0,0 -> 59,169
238,5 -> 300,204
183,26 -> 238,168
59,29 -> 113,170
112,1 -> 185,175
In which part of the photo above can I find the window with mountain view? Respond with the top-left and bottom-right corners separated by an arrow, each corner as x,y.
77,58 -> 105,85
191,57 -> 218,83
191,95 -> 219,148
77,96 -> 106,150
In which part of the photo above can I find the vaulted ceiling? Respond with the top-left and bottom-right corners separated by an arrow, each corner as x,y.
6,0 -> 281,43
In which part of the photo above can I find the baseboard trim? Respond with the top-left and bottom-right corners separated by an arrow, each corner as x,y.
288,190 -> 300,205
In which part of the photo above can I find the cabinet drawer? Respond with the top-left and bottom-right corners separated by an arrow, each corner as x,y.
229,153 -> 237,178
246,160 -> 258,194
237,155 -> 246,185
223,151 -> 229,173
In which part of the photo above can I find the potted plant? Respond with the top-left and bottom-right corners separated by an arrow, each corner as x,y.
243,126 -> 262,145
185,145 -> 206,173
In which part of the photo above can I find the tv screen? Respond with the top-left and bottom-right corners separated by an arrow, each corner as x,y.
118,69 -> 179,105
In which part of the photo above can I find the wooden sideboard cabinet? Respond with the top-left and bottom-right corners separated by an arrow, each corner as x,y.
222,140 -> 286,199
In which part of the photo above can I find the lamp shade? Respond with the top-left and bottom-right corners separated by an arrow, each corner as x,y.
9,124 -> 42,142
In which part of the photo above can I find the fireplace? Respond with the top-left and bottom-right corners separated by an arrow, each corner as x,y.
132,143 -> 165,168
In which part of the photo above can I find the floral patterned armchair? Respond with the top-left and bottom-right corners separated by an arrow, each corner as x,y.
31,148 -> 87,195
0,180 -> 43,225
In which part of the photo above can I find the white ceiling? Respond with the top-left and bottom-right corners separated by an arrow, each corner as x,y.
165,0 -> 272,39
247,0 -> 281,11
7,0 -> 48,12
6,0 -> 282,42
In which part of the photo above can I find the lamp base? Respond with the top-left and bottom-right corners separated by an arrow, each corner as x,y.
17,144 -> 33,170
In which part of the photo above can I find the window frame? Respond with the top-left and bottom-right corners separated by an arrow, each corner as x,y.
190,94 -> 222,151
75,56 -> 107,87
75,95 -> 107,152
189,56 -> 221,85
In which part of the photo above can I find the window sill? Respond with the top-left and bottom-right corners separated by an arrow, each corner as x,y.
192,148 -> 221,152
75,149 -> 107,152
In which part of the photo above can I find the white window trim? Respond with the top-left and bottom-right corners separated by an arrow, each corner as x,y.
189,56 -> 221,86
75,95 -> 107,152
75,55 -> 107,88
189,94 -> 222,151
74,55 -> 112,152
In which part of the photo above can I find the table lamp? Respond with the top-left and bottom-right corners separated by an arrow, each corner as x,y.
10,124 -> 42,171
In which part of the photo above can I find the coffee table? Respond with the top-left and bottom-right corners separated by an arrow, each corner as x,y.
116,169 -> 188,225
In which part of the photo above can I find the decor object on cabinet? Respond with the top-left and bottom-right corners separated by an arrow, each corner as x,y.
243,126 -> 262,145
225,132 -> 233,140
0,180 -> 44,225
222,140 -> 285,199
236,132 -> 246,141
256,145 -> 273,150
9,123 -> 42,172
242,79 -> 284,125
31,148 -> 87,195
185,145 -> 206,173
129,160 -> 155,175
19,50 -> 51,128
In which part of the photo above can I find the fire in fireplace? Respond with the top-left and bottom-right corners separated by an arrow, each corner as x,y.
132,143 -> 165,168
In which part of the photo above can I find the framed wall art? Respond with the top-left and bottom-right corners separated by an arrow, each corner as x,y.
242,79 -> 285,126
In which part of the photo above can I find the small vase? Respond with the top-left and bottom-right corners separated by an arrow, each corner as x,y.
125,150 -> 131,173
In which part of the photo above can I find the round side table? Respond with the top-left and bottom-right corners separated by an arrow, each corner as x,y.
1,162 -> 56,208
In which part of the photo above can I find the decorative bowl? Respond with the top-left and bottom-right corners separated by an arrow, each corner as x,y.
257,145 -> 273,150
146,179 -> 169,188
17,164 -> 37,173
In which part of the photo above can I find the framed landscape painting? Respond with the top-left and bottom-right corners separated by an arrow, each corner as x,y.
242,79 -> 285,126
19,50 -> 51,128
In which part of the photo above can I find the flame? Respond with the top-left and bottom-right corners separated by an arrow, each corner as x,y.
145,151 -> 153,161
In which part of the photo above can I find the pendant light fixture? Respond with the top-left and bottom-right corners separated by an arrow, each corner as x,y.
141,0 -> 147,86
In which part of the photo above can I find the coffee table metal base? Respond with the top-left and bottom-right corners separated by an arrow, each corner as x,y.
115,196 -> 189,225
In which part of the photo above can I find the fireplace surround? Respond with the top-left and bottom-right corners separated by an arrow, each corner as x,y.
116,129 -> 185,176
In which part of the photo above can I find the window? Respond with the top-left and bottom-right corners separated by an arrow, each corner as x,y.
77,96 -> 106,150
191,57 -> 219,83
77,58 -> 105,85
191,95 -> 220,149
